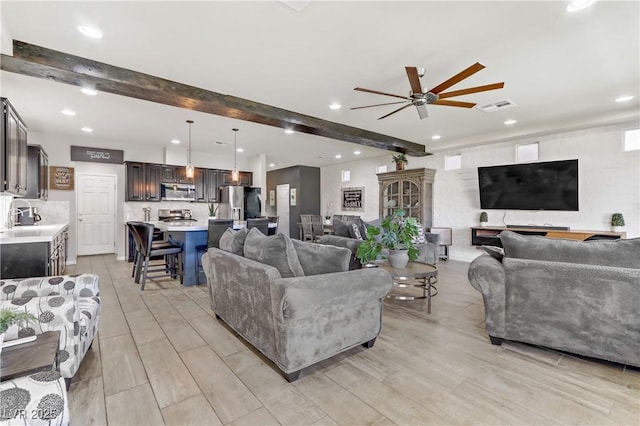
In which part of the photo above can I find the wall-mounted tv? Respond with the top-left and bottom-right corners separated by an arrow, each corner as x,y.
478,159 -> 578,211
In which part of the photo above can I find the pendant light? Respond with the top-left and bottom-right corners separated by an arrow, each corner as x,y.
185,120 -> 194,179
232,128 -> 239,183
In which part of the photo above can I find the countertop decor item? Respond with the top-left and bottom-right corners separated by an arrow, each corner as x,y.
356,208 -> 419,268
479,211 -> 488,226
0,308 -> 36,353
208,203 -> 218,218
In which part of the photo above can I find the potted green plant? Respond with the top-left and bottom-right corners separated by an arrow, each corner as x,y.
324,213 -> 332,225
356,209 -> 419,268
392,153 -> 408,171
0,308 -> 36,352
611,212 -> 625,232
479,211 -> 488,227
208,203 -> 218,219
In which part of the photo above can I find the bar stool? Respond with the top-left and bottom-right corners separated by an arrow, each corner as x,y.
132,222 -> 183,290
267,216 -> 279,235
247,217 -> 269,235
127,221 -> 174,279
195,219 -> 234,281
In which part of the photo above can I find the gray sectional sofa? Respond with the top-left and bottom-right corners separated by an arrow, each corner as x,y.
202,228 -> 393,381
468,231 -> 640,367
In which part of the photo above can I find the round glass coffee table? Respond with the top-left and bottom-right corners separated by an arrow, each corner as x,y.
374,261 -> 439,314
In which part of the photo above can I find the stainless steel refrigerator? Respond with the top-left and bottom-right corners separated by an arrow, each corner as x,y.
219,186 -> 244,221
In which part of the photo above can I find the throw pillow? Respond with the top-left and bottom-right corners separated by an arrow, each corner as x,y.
412,224 -> 426,244
348,222 -> 363,240
219,228 -> 249,256
480,245 -> 505,262
291,239 -> 351,275
243,228 -> 305,278
332,219 -> 351,238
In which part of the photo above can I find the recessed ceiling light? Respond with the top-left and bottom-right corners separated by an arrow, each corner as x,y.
171,139 -> 180,144
431,134 -> 442,140
236,148 -> 244,152
353,150 -> 361,155
329,103 -> 342,110
81,127 -> 93,133
78,25 -> 103,39
504,119 -> 517,126
61,109 -> 76,116
81,88 -> 98,96
284,129 -> 294,134
269,163 -> 275,167
615,95 -> 634,103
335,154 -> 342,159
566,0 -> 597,12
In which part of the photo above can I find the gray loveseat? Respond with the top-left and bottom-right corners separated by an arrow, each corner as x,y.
202,228 -> 393,381
468,231 -> 640,367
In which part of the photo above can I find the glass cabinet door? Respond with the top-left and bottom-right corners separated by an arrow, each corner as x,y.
402,180 -> 420,220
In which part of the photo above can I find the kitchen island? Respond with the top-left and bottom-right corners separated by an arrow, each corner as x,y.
149,220 -> 276,285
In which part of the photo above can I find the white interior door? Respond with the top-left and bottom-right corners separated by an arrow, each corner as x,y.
77,173 -> 116,255
276,184 -> 290,237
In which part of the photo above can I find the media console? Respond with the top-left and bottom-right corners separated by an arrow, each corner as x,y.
471,226 -> 626,248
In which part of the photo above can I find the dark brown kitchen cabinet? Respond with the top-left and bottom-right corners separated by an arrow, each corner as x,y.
205,169 -> 219,202
194,168 -> 206,202
145,164 -> 162,201
176,166 -> 193,184
126,162 -> 145,201
26,144 -> 48,200
220,170 -> 252,186
1,97 -> 28,196
161,165 -> 176,183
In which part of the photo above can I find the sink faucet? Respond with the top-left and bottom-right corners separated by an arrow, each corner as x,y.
6,199 -> 33,229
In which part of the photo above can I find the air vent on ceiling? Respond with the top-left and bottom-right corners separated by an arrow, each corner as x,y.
477,100 -> 517,112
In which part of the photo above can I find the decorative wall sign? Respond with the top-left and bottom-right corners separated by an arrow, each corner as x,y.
50,166 -> 74,190
269,190 -> 276,207
290,188 -> 297,206
342,187 -> 364,211
70,145 -> 124,164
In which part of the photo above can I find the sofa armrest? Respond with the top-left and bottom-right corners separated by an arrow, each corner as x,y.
0,371 -> 69,425
316,235 -> 365,270
0,295 -> 81,379
0,274 -> 100,301
467,254 -> 506,338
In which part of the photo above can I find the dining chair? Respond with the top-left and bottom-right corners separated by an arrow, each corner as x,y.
300,214 -> 314,241
247,217 -> 269,235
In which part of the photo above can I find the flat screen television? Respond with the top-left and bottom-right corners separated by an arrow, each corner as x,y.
478,159 -> 578,211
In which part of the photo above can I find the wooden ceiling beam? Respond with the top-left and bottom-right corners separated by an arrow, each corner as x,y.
1,40 -> 429,157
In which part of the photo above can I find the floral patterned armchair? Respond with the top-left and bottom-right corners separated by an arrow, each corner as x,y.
0,274 -> 100,384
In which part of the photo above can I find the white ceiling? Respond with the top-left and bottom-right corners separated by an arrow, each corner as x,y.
1,1 -> 638,169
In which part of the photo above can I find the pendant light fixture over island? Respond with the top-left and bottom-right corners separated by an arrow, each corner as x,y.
185,119 -> 194,179
232,128 -> 239,183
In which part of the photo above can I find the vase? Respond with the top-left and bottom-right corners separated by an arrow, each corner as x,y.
612,226 -> 624,233
388,249 -> 409,268
395,161 -> 406,171
479,222 -> 487,227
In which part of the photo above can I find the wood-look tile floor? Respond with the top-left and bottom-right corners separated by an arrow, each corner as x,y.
67,255 -> 640,425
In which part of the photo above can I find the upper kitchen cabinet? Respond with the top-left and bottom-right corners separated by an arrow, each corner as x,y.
1,98 -> 28,196
161,165 -> 176,183
194,168 -> 206,202
126,162 -> 163,201
220,170 -> 252,186
26,145 -> 49,200
175,166 -> 194,184
205,169 -> 219,202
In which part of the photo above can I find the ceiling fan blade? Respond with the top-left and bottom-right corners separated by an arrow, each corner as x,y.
429,62 -> 486,94
405,67 -> 424,95
350,101 -> 409,110
354,87 -> 408,100
433,99 -> 476,108
416,103 -> 428,119
437,82 -> 505,99
378,103 -> 414,120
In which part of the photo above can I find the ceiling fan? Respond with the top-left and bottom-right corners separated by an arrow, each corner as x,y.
352,62 -> 504,120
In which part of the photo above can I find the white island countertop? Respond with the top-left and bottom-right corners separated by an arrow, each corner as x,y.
0,223 -> 69,244
148,220 -> 276,232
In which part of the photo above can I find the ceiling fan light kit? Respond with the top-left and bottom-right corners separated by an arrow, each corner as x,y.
352,62 -> 505,121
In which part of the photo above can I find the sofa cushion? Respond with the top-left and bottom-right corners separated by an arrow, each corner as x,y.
244,228 -> 305,278
219,228 -> 249,256
332,219 -> 351,237
480,245 -> 505,262
500,230 -> 640,268
291,239 -> 351,275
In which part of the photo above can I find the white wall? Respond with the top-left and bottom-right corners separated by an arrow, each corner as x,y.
26,130 -> 258,263
321,122 -> 640,262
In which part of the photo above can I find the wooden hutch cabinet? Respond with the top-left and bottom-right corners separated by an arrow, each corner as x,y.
377,167 -> 435,227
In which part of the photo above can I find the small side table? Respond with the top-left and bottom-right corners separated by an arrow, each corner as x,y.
377,261 -> 439,314
1,331 -> 61,381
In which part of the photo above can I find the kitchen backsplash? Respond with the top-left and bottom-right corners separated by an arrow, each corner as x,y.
28,200 -> 70,225
124,202 -> 214,221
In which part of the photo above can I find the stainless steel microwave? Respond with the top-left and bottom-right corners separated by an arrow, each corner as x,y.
160,182 -> 196,201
